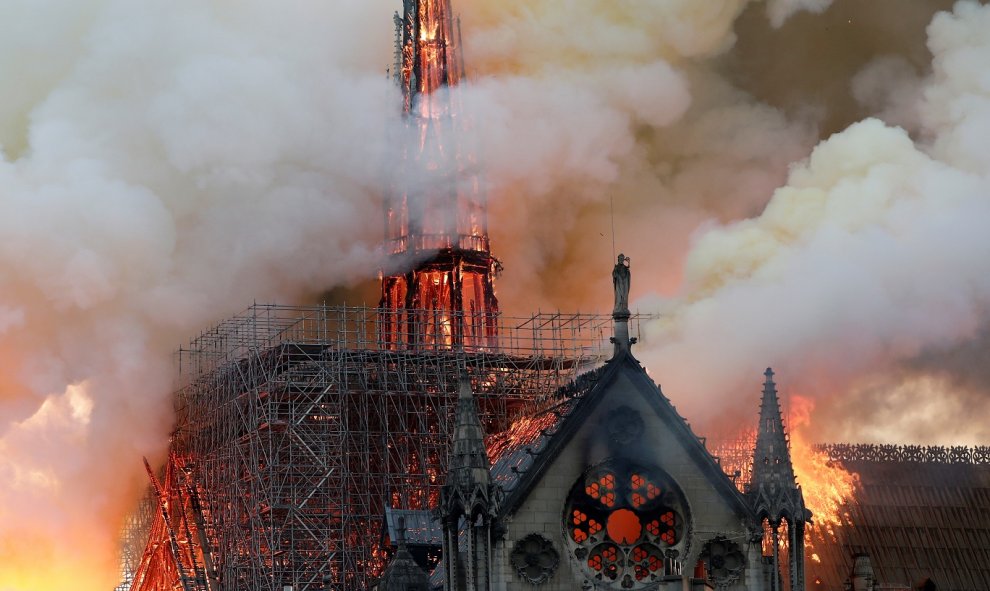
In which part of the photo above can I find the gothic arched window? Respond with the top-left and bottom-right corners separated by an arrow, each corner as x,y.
564,460 -> 689,588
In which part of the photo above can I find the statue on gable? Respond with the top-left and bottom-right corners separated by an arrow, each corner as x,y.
612,254 -> 631,315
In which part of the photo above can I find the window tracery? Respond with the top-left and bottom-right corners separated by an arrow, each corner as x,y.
700,536 -> 746,588
565,460 -> 688,589
509,533 -> 559,585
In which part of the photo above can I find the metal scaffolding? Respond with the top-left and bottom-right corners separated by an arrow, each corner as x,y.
141,304 -> 646,591
115,489 -> 156,591
706,431 -> 757,491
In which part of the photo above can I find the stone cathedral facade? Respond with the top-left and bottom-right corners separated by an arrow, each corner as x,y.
377,268 -> 809,591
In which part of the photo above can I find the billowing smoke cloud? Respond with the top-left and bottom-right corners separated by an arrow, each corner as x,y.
457,0 -> 821,312
1,0 -> 988,587
0,1 -> 396,588
449,0 -> 990,447
635,1 -> 990,444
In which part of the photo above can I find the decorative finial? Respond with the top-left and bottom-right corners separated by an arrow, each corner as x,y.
612,253 -> 631,317
764,367 -> 775,384
611,254 -> 632,357
396,515 -> 408,549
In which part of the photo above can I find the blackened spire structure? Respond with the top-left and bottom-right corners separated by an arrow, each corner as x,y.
380,0 -> 499,350
749,368 -> 810,591
439,376 -> 499,591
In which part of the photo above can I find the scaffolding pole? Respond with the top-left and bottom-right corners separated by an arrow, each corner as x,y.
122,304 -> 648,591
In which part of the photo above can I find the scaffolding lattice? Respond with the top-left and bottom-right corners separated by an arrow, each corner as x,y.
115,490 -> 156,591
706,431 -> 758,492
150,304 -> 646,591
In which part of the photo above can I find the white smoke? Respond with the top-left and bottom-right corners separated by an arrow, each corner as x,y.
765,0 -> 833,28
1,0 -> 988,587
0,1 -> 395,588
637,1 -> 990,444
457,0 -> 820,312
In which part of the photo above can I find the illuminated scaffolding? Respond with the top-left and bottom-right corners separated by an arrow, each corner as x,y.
145,304 -> 647,591
115,490 -> 156,591
706,431 -> 757,491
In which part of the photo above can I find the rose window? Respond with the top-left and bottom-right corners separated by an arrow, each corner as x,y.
565,461 -> 687,588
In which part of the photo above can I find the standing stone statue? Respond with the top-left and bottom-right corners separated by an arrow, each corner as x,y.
612,254 -> 631,315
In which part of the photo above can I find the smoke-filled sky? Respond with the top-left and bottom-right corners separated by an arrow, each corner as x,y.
0,0 -> 988,588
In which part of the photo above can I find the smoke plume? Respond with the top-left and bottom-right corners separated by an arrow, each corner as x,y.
0,1 -> 395,588
0,0 -> 988,587
636,1 -> 990,445
455,0 -> 990,446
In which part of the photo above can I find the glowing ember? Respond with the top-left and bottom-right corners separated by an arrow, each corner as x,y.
487,410 -> 561,462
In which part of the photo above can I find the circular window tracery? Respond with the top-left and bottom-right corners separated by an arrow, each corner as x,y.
509,533 -> 560,584
565,460 -> 688,588
700,536 -> 746,588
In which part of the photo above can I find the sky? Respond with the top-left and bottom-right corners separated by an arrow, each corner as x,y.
0,0 -> 988,588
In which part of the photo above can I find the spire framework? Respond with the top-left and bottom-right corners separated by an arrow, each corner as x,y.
381,0 -> 499,351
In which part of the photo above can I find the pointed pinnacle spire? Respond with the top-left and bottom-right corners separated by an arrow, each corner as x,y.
751,367 -> 798,492
381,515 -> 429,590
446,375 -> 491,491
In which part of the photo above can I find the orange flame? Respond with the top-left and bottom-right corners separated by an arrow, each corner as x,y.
789,395 -> 859,546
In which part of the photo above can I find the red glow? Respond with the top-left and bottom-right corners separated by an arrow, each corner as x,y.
606,508 -> 641,545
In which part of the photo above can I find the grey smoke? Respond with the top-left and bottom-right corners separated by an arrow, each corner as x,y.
0,0 -> 988,586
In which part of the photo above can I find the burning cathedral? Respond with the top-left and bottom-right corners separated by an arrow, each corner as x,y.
118,1 -> 990,591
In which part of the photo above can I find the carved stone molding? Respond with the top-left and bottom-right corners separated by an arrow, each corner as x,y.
510,533 -> 560,585
605,406 -> 644,448
700,536 -> 745,589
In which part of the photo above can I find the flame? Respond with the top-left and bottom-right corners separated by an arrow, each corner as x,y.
0,562 -> 110,591
420,22 -> 439,42
789,395 -> 859,546
709,394 -> 859,554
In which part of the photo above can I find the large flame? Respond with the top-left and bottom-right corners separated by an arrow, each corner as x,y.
789,396 -> 859,546
710,395 -> 860,550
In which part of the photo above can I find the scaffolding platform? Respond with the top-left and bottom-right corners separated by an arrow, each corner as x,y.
119,304 -> 649,591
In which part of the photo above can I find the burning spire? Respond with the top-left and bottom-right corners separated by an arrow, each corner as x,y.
380,0 -> 500,350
